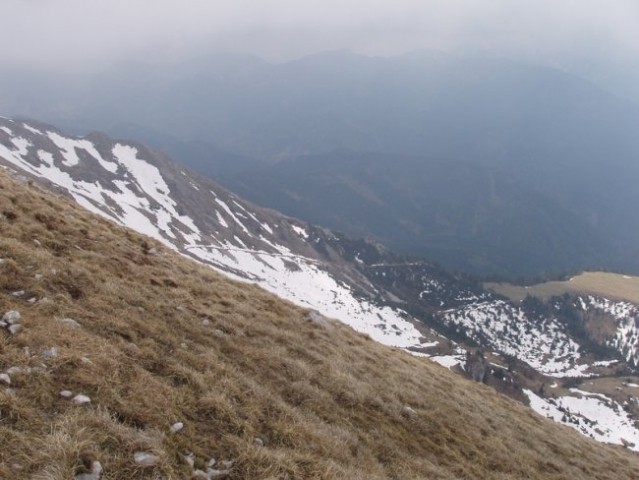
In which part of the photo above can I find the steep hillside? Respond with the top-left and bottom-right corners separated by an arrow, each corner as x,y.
0,117 -> 426,350
2,164 -> 639,479
2,116 -> 639,451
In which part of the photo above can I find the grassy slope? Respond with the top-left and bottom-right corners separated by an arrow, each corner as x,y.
487,272 -> 639,304
1,169 -> 638,480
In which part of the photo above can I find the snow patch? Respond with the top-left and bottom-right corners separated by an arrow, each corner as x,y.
291,225 -> 309,239
524,389 -> 639,451
441,300 -> 584,377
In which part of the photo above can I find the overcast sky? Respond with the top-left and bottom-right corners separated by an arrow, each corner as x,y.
2,0 -> 638,69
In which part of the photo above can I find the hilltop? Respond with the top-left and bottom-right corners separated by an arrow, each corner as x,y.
487,272 -> 639,304
2,162 -> 639,478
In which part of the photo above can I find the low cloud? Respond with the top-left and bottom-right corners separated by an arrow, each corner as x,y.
1,0 -> 638,69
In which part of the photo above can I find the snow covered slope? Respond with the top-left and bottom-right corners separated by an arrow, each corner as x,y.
440,300 -> 585,377
0,117 -> 423,349
578,296 -> 639,365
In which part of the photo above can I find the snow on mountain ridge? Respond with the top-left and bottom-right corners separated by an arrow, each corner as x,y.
0,117 -> 426,351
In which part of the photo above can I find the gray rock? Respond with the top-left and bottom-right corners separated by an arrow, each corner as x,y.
42,347 -> 58,358
72,394 -> 91,404
60,317 -> 81,328
60,390 -> 74,398
401,406 -> 417,418
75,461 -> 102,480
182,452 -> 195,468
0,373 -> 10,385
124,342 -> 140,354
253,437 -> 264,447
134,451 -> 160,466
8,324 -> 23,335
3,310 -> 21,324
170,422 -> 184,433
11,290 -> 25,297
6,366 -> 28,376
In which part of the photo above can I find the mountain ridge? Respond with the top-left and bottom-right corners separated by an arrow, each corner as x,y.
5,52 -> 639,276
224,149 -> 614,276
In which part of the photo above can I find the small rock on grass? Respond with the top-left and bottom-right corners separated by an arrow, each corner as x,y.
60,318 -> 81,328
134,451 -> 160,466
170,422 -> 184,433
0,373 -> 10,385
60,390 -> 74,398
3,310 -> 20,324
182,452 -> 195,468
8,324 -> 23,335
75,461 -> 102,480
6,366 -> 29,376
42,347 -> 58,358
72,394 -> 91,404
401,405 -> 417,418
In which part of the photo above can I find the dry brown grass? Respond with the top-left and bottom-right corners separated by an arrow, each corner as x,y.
487,272 -> 639,304
1,169 -> 639,479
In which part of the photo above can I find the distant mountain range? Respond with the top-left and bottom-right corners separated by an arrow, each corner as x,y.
224,149 -> 612,276
2,51 -> 638,276
2,116 -> 639,451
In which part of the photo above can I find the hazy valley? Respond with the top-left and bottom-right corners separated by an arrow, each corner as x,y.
4,52 -> 639,276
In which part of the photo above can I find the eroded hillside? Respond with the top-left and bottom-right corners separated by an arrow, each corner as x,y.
1,168 -> 639,479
